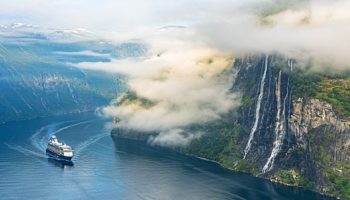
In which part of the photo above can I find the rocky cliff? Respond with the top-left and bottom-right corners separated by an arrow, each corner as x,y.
220,55 -> 350,199
111,55 -> 350,199
288,98 -> 350,196
221,55 -> 350,199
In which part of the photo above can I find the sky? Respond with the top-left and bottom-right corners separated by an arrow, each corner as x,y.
3,0 -> 350,146
2,0 -> 350,68
0,0 -> 213,32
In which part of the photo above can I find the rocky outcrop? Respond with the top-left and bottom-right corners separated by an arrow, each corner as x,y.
111,55 -> 350,199
290,98 -> 350,162
290,98 -> 350,139
285,97 -> 350,197
229,56 -> 350,198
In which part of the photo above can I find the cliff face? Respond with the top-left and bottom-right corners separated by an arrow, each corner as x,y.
111,55 -> 350,199
231,56 -> 350,199
289,98 -> 350,195
233,55 -> 293,173
184,55 -> 350,199
290,98 -> 350,138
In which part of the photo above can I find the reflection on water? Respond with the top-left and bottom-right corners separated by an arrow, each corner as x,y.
47,158 -> 74,169
0,112 -> 334,200
111,137 -> 334,200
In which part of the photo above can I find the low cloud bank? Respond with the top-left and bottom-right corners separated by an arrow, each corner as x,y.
78,30 -> 240,146
76,0 -> 350,146
197,0 -> 350,70
148,129 -> 203,147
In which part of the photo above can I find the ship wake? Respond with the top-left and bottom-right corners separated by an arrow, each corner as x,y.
7,119 -> 103,162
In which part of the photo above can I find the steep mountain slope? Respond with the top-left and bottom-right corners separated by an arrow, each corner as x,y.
111,55 -> 350,199
0,25 -> 145,123
183,56 -> 350,199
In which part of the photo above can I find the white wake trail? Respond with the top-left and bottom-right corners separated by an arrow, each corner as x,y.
73,131 -> 109,159
30,120 -> 94,152
7,118 -> 105,163
5,143 -> 48,159
243,55 -> 269,159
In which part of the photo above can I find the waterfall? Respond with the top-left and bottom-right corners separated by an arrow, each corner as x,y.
262,71 -> 289,173
243,55 -> 268,159
288,59 -> 293,72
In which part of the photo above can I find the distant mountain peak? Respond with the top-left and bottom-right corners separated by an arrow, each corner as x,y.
0,23 -> 95,42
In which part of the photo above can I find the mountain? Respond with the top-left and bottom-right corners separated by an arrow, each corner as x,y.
112,55 -> 350,199
0,24 -> 146,123
182,55 -> 350,199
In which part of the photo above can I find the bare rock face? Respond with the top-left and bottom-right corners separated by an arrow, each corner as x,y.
287,97 -> 350,196
290,98 -> 350,149
110,55 -> 350,199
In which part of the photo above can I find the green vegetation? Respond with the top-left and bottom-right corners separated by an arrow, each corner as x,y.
184,131 -> 231,161
241,96 -> 254,106
273,169 -> 299,185
316,79 -> 350,117
181,119 -> 262,174
287,66 -> 350,198
290,68 -> 350,118
307,128 -> 350,199
181,119 -> 244,168
117,91 -> 156,108
298,176 -> 315,190
180,59 -> 350,199
272,169 -> 314,189
327,168 -> 350,199
233,159 -> 259,174
289,68 -> 323,99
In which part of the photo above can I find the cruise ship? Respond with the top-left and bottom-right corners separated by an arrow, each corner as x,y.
46,136 -> 74,161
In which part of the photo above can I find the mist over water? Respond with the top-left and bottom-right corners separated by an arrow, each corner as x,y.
0,112 -> 333,200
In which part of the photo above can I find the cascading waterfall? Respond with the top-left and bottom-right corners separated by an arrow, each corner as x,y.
288,59 -> 293,72
243,55 -> 269,159
262,70 -> 289,173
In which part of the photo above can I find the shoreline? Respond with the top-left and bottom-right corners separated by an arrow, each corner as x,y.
188,154 -> 337,200
111,132 -> 338,199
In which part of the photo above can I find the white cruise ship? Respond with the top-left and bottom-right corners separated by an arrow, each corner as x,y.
46,135 -> 74,161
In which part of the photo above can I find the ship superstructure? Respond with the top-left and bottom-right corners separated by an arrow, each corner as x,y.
46,136 -> 74,161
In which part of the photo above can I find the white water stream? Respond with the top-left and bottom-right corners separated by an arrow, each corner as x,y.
243,55 -> 268,159
262,70 -> 289,173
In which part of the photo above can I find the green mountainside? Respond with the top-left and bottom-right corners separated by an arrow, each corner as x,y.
112,55 -> 350,199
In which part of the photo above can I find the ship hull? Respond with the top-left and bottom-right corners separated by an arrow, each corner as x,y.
46,149 -> 73,161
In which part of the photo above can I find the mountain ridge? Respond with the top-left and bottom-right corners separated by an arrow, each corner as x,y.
111,55 -> 350,199
0,27 -> 145,124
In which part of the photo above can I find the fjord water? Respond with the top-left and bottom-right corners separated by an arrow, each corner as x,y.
0,113 -> 332,200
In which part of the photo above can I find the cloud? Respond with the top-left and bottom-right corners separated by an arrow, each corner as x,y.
104,34 -> 238,125
3,0 -> 350,70
0,0 -> 215,32
148,129 -> 203,147
196,0 -> 350,69
4,0 -> 350,146
70,0 -> 350,147
76,29 -> 240,145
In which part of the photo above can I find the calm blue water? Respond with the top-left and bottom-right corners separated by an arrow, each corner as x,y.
0,112 -> 333,200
